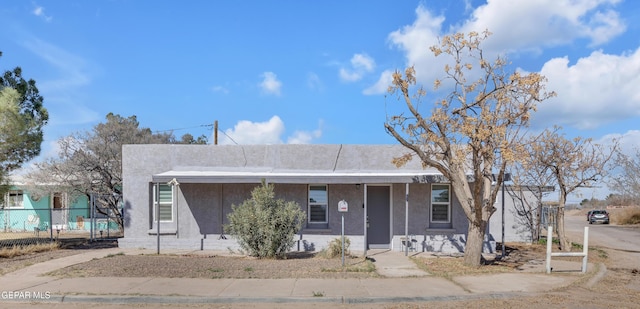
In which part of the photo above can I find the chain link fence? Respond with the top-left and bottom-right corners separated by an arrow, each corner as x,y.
0,206 -> 122,247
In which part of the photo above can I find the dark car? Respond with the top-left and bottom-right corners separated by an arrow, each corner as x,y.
588,210 -> 609,224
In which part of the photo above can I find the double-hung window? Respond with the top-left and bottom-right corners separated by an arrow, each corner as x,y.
431,184 -> 451,223
153,184 -> 173,222
308,185 -> 328,224
7,190 -> 24,209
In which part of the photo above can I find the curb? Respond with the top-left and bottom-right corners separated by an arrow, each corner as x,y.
585,263 -> 607,288
1,292 -> 532,306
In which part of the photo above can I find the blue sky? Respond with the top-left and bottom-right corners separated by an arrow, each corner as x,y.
2,1 -> 639,199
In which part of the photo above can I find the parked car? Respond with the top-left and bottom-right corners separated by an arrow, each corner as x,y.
588,210 -> 610,224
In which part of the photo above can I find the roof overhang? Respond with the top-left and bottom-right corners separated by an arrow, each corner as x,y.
152,168 -> 446,184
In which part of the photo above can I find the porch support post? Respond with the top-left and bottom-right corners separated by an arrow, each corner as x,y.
156,182 -> 160,255
363,184 -> 368,257
405,183 -> 409,256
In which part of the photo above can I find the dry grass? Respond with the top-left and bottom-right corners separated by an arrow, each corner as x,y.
0,242 -> 59,258
412,256 -> 514,278
609,206 -> 640,225
46,252 -> 380,279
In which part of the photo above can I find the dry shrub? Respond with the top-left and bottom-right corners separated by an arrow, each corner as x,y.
320,237 -> 350,259
610,207 -> 640,225
0,242 -> 59,258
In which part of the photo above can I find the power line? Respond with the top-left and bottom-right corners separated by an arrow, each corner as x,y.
153,123 -> 215,134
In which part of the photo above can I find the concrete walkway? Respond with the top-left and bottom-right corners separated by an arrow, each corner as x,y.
0,247 -> 596,306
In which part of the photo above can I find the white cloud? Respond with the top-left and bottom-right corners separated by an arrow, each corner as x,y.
533,48 -> 640,129
32,5 -> 52,22
597,130 -> 640,157
379,5 -> 445,88
287,128 -> 322,144
219,116 -> 285,145
258,72 -> 282,96
460,0 -> 625,51
211,85 -> 229,94
339,53 -> 376,82
363,70 -> 394,95
218,116 -> 323,145
375,1 -> 626,93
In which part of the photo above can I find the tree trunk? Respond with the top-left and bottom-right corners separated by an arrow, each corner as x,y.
463,221 -> 486,266
556,206 -> 571,251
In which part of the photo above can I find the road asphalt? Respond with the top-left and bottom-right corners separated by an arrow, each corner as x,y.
0,247 -> 602,306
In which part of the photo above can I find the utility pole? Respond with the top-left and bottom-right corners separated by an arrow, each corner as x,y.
214,120 -> 218,145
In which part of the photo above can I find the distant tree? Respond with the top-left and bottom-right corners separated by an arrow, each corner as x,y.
384,31 -> 554,266
610,147 -> 640,205
179,133 -> 208,144
25,113 -> 173,229
0,51 -> 49,191
525,126 -> 617,251
226,180 -> 305,259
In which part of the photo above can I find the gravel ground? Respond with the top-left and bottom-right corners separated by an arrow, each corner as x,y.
1,238 -> 639,308
47,251 -> 379,279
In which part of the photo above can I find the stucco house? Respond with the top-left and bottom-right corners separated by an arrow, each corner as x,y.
1,177 -> 119,236
119,144 -> 535,254
1,181 -> 90,233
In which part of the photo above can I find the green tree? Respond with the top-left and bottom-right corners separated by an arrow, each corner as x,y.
0,88 -> 26,196
385,31 -> 554,266
0,51 -> 49,189
226,180 -> 305,259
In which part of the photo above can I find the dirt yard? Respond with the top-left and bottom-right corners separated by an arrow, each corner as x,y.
1,237 -> 639,308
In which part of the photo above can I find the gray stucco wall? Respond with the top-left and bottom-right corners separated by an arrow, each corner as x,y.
489,188 -> 537,243
120,144 -> 497,253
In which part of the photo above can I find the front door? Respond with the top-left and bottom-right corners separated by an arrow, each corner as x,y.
367,185 -> 391,249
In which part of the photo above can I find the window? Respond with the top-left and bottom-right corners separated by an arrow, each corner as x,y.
7,190 -> 24,208
431,184 -> 450,223
308,185 -> 328,223
153,184 -> 173,222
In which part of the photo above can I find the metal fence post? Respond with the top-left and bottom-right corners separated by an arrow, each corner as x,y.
49,206 -> 53,242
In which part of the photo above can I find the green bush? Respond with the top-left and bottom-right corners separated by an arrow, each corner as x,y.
321,237 -> 350,258
226,180 -> 305,259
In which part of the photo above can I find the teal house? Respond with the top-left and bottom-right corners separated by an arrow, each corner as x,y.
1,177 -> 94,233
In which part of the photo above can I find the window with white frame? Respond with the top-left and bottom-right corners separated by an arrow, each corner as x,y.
153,184 -> 173,222
308,185 -> 328,223
431,184 -> 450,223
7,190 -> 24,208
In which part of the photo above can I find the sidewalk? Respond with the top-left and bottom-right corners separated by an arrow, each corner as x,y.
0,247 -> 598,306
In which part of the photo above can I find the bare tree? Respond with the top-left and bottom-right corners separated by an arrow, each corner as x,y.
525,126 -> 618,251
385,31 -> 554,266
609,147 -> 640,205
25,113 -> 174,229
507,142 -> 557,243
